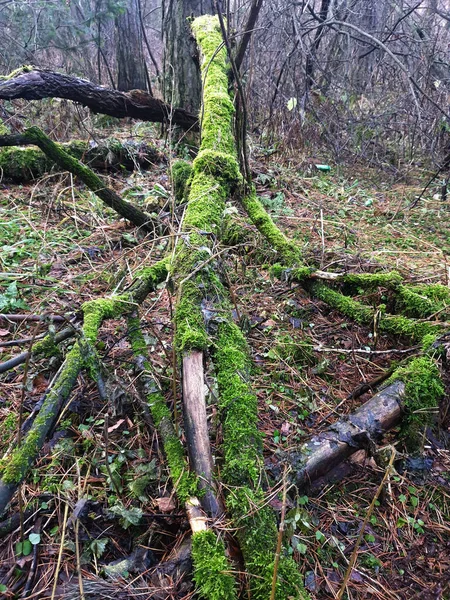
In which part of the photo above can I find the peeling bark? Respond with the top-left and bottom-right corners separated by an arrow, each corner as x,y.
288,381 -> 405,488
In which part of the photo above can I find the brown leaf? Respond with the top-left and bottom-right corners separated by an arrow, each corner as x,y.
0,329 -> 10,337
32,373 -> 48,394
156,497 -> 176,512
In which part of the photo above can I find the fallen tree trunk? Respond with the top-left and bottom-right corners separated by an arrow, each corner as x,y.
288,380 -> 405,488
0,136 -> 160,181
0,68 -> 198,130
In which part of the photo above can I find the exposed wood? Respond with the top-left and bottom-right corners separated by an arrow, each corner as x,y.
288,380 -> 405,489
0,68 -> 198,131
182,351 -> 223,519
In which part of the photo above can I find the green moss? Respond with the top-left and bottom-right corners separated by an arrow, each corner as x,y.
342,271 -> 403,289
0,146 -> 52,181
191,530 -> 237,600
0,344 -> 82,483
127,316 -> 197,503
396,284 -> 446,318
227,487 -> 307,600
215,321 -> 261,486
309,281 -> 442,342
270,263 -> 315,282
32,334 -> 61,358
82,297 -> 125,343
421,333 -> 439,353
241,190 -> 306,267
191,16 -> 236,157
193,150 -> 241,186
0,65 -> 33,80
388,356 -> 444,449
213,320 -> 307,599
171,160 -> 192,204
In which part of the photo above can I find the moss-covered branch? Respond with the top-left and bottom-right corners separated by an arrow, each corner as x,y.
0,259 -> 168,515
18,127 -> 156,232
127,315 -> 236,600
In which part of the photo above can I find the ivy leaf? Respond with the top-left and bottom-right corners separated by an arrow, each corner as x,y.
90,537 -> 108,559
29,533 -> 41,545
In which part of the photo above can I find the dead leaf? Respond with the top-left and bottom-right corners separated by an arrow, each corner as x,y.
156,497 -> 176,512
107,418 -> 125,433
32,373 -> 48,394
0,329 -> 10,337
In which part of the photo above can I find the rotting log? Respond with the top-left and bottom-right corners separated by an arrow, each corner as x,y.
0,135 -> 160,181
17,127 -> 156,233
0,258 -> 169,515
288,380 -> 405,488
0,67 -> 198,131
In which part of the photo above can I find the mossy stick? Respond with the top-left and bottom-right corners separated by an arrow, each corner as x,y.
127,315 -> 235,600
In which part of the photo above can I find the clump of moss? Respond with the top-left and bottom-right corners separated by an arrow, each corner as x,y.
0,65 -> 33,81
171,159 -> 192,204
388,356 -> 444,450
342,271 -> 403,290
191,530 -> 237,600
395,285 -> 445,318
241,190 -> 305,267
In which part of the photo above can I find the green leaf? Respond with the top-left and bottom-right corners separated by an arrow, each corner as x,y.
410,496 -> 419,508
315,530 -> 326,542
287,97 -> 297,111
0,584 -> 7,592
22,540 -> 33,556
29,533 -> 40,545
90,537 -> 108,559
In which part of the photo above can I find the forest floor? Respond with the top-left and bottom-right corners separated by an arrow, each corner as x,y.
0,116 -> 449,599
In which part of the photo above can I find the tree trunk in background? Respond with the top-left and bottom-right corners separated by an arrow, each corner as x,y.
162,0 -> 214,115
116,0 -> 148,91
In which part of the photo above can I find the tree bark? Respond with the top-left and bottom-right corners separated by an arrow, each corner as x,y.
162,0 -> 214,115
287,380 -> 405,489
116,0 -> 148,91
0,69 -> 198,130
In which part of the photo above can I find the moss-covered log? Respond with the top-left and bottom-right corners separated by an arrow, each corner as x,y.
0,259 -> 169,515
20,127 -> 156,232
168,16 -> 308,600
0,67 -> 198,130
127,316 -> 235,600
0,135 -> 160,181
